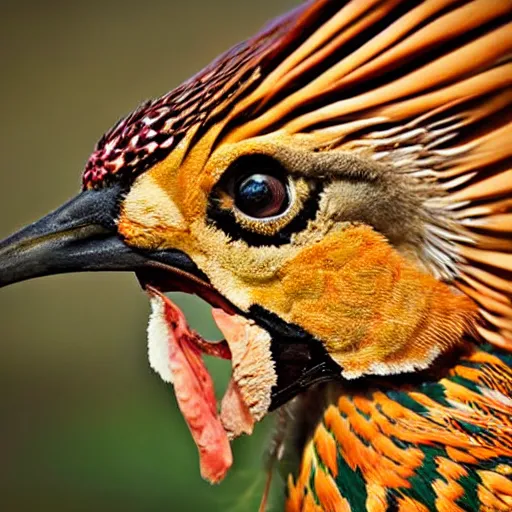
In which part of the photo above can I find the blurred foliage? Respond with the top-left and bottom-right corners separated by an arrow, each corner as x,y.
0,0 -> 296,510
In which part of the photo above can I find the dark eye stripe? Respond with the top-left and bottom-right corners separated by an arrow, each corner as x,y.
207,183 -> 324,247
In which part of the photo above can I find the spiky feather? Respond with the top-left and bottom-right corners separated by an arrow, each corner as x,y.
219,0 -> 512,350
87,0 -> 512,349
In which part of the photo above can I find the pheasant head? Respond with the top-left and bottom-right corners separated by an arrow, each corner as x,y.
0,0 -> 510,485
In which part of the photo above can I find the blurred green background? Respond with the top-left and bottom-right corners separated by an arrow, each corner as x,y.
0,1 -> 296,510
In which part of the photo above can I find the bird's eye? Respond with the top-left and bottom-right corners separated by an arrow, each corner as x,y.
207,154 -> 310,241
234,174 -> 289,219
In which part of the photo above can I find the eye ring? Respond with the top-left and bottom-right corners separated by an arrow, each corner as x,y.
207,153 -> 311,239
234,173 -> 291,220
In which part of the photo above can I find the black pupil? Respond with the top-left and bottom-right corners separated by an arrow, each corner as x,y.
235,174 -> 286,218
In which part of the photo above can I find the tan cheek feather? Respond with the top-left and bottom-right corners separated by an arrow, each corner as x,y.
251,225 -> 478,379
117,174 -> 187,249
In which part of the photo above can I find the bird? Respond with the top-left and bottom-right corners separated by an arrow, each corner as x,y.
0,0 -> 511,510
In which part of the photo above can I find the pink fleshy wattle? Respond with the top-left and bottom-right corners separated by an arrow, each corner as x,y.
146,287 -> 276,484
147,287 -> 232,483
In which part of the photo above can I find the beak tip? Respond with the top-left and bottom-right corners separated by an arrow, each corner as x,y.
0,188 -> 134,289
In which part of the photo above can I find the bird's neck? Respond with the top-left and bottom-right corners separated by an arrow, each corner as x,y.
285,343 -> 512,511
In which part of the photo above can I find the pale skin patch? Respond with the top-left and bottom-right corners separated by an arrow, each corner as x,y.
121,174 -> 187,232
213,309 -> 277,422
117,128 -> 200,247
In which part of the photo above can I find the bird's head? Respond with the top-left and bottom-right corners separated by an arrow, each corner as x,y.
0,0 -> 510,483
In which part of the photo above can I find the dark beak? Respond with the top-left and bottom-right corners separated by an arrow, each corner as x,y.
0,184 -> 204,288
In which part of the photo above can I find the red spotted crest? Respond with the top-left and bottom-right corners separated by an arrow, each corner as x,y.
81,1 -> 327,190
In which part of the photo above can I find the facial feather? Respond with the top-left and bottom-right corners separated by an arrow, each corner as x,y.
118,129 -> 478,379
